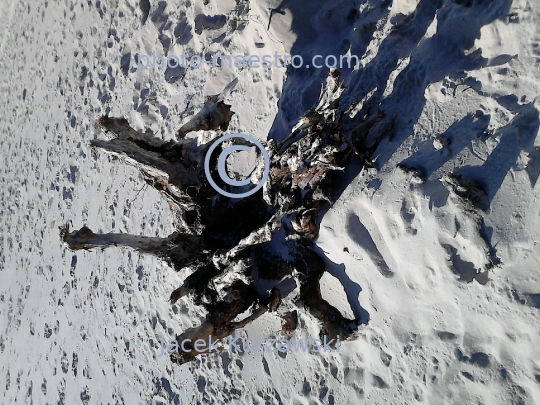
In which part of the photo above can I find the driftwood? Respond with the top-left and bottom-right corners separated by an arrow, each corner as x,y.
62,71 -> 383,364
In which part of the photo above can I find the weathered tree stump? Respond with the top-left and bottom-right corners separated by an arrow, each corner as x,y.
62,71 -> 382,364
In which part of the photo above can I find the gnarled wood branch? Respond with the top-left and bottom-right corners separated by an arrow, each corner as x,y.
63,71 -> 376,364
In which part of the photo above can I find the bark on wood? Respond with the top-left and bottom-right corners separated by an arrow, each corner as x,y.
62,71 -> 379,365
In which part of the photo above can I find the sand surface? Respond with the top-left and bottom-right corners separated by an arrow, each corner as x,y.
1,0 -> 539,403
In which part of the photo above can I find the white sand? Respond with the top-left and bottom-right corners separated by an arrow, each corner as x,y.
1,0 -> 539,404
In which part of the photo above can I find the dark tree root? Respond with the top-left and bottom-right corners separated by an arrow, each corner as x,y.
62,72 -> 379,365
294,243 -> 361,341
